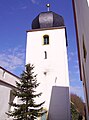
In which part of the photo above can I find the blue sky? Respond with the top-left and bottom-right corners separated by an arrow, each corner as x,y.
0,0 -> 84,100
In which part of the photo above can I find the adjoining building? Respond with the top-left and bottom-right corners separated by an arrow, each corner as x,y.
0,66 -> 20,120
72,0 -> 89,119
26,6 -> 70,120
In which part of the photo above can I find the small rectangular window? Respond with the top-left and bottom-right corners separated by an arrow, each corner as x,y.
9,90 -> 15,110
44,51 -> 47,59
83,34 -> 87,61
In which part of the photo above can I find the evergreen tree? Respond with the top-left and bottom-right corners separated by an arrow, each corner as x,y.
7,64 -> 45,120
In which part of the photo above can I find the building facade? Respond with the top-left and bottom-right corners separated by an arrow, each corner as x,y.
0,66 -> 19,120
26,11 -> 70,120
72,0 -> 89,119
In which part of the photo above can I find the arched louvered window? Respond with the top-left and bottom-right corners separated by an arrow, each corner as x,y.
43,35 -> 49,45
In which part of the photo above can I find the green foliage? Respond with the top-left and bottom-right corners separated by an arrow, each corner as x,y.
7,64 -> 45,120
71,102 -> 79,120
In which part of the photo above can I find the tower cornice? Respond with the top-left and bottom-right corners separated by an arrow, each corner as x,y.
26,26 -> 66,32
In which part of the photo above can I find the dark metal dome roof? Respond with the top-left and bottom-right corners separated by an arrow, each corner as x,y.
32,11 -> 65,29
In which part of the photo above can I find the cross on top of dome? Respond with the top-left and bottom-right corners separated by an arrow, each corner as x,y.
46,4 -> 50,11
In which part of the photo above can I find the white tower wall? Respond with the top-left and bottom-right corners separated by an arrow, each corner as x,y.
26,27 -> 70,120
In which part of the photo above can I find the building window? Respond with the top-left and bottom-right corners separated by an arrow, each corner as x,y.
44,51 -> 47,59
9,90 -> 15,110
41,109 -> 47,120
43,35 -> 49,45
83,35 -> 87,61
41,113 -> 46,120
2,70 -> 5,78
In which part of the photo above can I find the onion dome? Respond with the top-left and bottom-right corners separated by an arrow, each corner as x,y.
32,11 -> 65,29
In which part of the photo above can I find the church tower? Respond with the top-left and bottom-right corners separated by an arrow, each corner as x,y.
26,5 -> 70,120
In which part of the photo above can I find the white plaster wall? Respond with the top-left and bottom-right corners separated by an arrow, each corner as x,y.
0,67 -> 19,120
26,28 -> 69,110
73,0 -> 89,119
0,85 -> 18,120
0,85 -> 11,120
0,68 -> 19,87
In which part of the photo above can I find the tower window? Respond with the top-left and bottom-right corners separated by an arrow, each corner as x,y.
43,35 -> 49,45
44,51 -> 47,59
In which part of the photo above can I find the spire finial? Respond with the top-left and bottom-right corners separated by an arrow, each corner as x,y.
46,4 -> 50,11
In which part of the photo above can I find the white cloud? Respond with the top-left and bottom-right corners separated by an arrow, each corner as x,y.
31,0 -> 36,4
19,6 -> 27,10
69,78 -> 76,82
30,0 -> 41,4
68,51 -> 77,62
0,46 -> 25,72
68,51 -> 80,75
